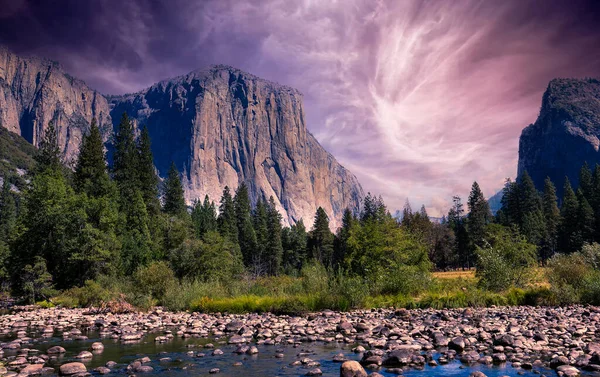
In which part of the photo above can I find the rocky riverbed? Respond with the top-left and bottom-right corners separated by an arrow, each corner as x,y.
0,306 -> 598,376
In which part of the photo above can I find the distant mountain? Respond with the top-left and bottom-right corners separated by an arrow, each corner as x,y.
488,189 -> 503,215
0,48 -> 364,228
518,78 -> 600,196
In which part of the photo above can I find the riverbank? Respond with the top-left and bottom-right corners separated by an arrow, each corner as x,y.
0,306 -> 598,376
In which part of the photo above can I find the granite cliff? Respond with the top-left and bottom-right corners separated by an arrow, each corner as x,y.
518,78 -> 600,197
0,49 -> 363,228
109,65 -> 363,227
0,46 -> 112,165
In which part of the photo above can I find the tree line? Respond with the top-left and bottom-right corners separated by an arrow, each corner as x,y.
0,114 -> 431,302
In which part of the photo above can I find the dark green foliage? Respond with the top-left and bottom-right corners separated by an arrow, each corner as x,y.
191,195 -> 218,239
475,224 -> 537,291
74,119 -> 111,197
333,208 -> 356,268
112,113 -> 139,194
427,223 -> 456,270
35,122 -> 62,174
170,231 -> 243,282
579,163 -> 593,198
540,177 -> 560,262
163,162 -> 187,216
21,256 -> 55,304
282,219 -> 307,271
577,189 -> 595,243
308,207 -> 334,266
234,183 -> 257,266
559,178 -> 582,253
448,196 -> 470,268
252,199 -> 269,276
137,126 -> 160,215
0,179 -> 16,242
120,190 -> 153,275
218,186 -> 238,244
265,197 -> 283,275
467,181 -> 491,250
518,172 -> 545,244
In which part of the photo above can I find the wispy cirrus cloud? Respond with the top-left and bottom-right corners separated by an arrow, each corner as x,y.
1,0 -> 600,215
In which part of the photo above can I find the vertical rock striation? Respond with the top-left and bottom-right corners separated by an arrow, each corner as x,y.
109,65 -> 364,228
0,48 -> 363,228
0,46 -> 112,165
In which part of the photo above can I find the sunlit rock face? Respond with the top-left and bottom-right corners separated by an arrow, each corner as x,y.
110,65 -> 364,228
0,48 -> 363,228
0,46 -> 113,164
518,78 -> 600,197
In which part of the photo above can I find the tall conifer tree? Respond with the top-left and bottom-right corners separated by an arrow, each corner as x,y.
559,178 -> 581,253
163,162 -> 186,216
467,181 -> 491,250
234,183 -> 257,266
540,177 -> 560,262
74,119 -> 111,197
265,196 -> 283,275
137,126 -> 160,214
218,186 -> 238,243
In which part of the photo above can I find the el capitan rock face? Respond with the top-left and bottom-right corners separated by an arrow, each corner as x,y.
0,46 -> 112,165
518,78 -> 600,197
109,65 -> 363,227
0,48 -> 363,228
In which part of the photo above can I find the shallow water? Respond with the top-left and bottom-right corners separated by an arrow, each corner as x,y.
2,329 -> 594,376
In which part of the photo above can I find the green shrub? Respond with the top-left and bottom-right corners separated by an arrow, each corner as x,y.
476,225 -> 537,291
133,261 -> 177,302
53,280 -> 115,308
301,262 -> 328,294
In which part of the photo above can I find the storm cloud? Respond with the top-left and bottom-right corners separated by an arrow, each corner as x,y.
1,0 -> 600,215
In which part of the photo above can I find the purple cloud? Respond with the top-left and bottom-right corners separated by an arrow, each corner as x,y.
1,0 -> 600,216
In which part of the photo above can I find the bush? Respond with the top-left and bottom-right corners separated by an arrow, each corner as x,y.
53,280 -> 115,307
301,262 -> 328,294
170,231 -> 244,282
476,225 -> 537,291
133,261 -> 177,302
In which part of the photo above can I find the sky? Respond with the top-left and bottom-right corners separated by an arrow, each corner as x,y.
1,0 -> 600,216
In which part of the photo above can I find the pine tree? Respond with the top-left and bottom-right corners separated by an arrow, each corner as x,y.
74,119 -> 111,197
540,177 -> 560,262
309,207 -> 334,266
137,126 -> 160,215
282,219 -> 308,271
518,172 -> 545,244
577,188 -> 595,244
448,195 -> 469,269
121,190 -> 153,274
264,197 -> 283,275
112,113 -> 139,193
218,186 -> 238,243
579,162 -> 593,201
467,181 -> 491,253
234,183 -> 257,266
191,195 -> 218,239
499,178 -> 520,227
0,179 -> 16,242
591,164 -> 600,241
163,162 -> 187,216
333,208 -> 355,268
252,199 -> 269,276
401,199 -> 413,227
558,178 -> 581,254
361,193 -> 378,223
35,122 -> 62,174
